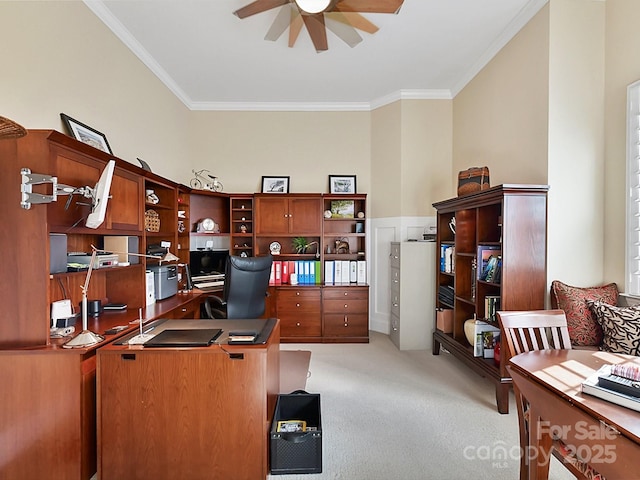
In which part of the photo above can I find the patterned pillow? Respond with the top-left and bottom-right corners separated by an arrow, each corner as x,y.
587,301 -> 640,355
551,281 -> 618,346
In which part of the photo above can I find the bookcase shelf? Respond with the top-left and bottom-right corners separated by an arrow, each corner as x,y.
432,184 -> 549,414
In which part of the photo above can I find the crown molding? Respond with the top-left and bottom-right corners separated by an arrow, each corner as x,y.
83,0 -> 195,107
191,89 -> 452,112
450,0 -> 548,97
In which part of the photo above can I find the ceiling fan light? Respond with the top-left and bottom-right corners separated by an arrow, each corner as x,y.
295,0 -> 331,14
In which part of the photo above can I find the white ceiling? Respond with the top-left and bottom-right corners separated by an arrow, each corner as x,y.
86,0 -> 547,111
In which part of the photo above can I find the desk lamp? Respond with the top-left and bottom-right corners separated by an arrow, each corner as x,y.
63,247 -> 105,348
62,246 -> 179,348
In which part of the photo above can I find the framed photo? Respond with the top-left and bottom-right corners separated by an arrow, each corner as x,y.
329,175 -> 357,194
330,200 -> 355,218
60,113 -> 112,154
261,176 -> 290,194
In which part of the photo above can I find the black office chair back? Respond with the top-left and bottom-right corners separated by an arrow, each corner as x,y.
222,255 -> 273,319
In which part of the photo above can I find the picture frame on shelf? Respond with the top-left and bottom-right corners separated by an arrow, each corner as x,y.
329,175 -> 356,194
60,113 -> 113,154
261,176 -> 290,194
330,200 -> 355,218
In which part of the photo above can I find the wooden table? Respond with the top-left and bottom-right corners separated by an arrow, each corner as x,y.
96,318 -> 280,480
508,349 -> 640,480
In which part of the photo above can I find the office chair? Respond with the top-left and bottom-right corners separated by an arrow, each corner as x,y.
498,310 -> 600,480
203,254 -> 273,319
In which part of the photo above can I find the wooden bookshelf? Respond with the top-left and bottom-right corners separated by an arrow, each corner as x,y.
432,184 -> 549,414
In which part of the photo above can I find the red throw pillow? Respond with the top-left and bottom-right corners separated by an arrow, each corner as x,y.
551,280 -> 619,346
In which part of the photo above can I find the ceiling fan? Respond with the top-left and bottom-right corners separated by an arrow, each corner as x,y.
233,0 -> 404,52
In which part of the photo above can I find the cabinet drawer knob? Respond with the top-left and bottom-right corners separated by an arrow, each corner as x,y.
344,292 -> 348,296
181,307 -> 187,312
296,303 -> 301,307
296,291 -> 300,296
344,304 -> 348,308
296,322 -> 301,327
392,303 -> 398,307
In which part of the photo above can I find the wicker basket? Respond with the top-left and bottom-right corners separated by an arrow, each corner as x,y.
144,209 -> 160,232
0,116 -> 27,139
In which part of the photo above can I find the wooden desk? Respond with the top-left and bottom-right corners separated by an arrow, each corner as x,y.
508,350 -> 640,480
96,318 -> 280,480
0,291 -> 204,480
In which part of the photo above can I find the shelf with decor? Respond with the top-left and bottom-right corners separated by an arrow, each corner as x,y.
177,189 -> 190,265
143,177 -> 178,268
253,192 -> 368,343
322,194 -> 366,261
187,191 -> 230,254
230,195 -> 254,256
432,184 -> 549,414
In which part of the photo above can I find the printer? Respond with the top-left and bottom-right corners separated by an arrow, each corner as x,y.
148,265 -> 178,300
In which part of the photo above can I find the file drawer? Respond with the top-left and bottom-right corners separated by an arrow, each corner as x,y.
277,288 -> 322,337
323,313 -> 368,337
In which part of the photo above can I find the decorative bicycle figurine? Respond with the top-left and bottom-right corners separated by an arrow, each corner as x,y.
190,169 -> 223,192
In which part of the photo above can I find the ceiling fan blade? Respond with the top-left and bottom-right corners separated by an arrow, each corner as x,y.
325,11 -> 378,34
334,0 -> 404,14
288,9 -> 304,47
302,14 -> 328,52
234,0 -> 290,19
265,4 -> 294,41
325,17 -> 362,48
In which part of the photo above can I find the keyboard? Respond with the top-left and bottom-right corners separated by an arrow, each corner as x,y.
192,273 -> 224,281
193,280 -> 224,289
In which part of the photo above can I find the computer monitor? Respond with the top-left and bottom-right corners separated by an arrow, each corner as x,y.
189,249 -> 229,276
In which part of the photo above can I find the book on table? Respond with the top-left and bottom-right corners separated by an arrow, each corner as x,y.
581,364 -> 640,412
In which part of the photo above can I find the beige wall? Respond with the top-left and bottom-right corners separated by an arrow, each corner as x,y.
188,111 -> 370,194
400,100 -> 453,216
0,1 -> 191,184
547,0 -> 606,287
370,102 -> 402,218
370,100 -> 452,219
604,0 -> 640,289
453,6 -> 549,186
452,1 -> 612,292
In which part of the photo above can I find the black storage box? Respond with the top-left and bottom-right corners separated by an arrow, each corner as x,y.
270,391 -> 322,475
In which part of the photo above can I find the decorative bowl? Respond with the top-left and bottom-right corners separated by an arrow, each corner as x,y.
464,319 -> 480,346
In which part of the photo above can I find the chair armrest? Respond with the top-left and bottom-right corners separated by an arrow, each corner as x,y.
204,295 -> 227,319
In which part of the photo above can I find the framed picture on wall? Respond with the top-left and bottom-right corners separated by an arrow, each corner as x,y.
261,176 -> 290,194
329,175 -> 356,194
60,113 -> 113,154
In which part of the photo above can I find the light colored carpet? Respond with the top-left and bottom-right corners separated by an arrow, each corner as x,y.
274,332 -> 576,480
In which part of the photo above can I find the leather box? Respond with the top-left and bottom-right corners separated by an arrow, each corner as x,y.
436,308 -> 454,333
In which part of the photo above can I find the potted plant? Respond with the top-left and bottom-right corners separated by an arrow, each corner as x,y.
292,236 -> 308,254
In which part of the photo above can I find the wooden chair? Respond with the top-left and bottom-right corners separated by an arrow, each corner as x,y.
498,310 -> 603,480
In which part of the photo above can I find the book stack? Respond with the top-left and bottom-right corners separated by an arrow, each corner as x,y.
470,320 -> 500,357
484,295 -> 501,322
440,244 -> 455,273
581,364 -> 640,412
438,285 -> 455,307
480,255 -> 502,283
